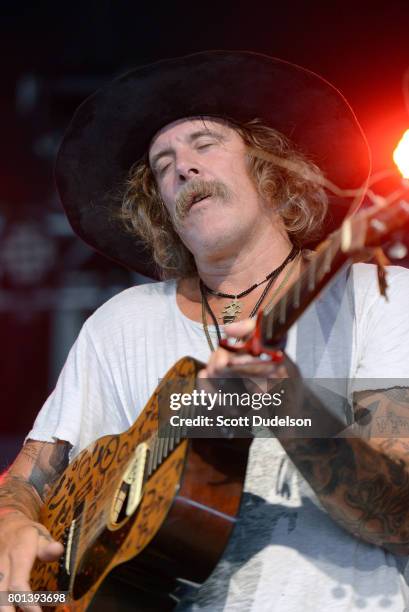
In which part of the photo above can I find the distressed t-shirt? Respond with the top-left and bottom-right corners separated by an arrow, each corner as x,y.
27,263 -> 409,611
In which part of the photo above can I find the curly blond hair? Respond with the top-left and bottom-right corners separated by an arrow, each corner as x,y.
120,118 -> 328,278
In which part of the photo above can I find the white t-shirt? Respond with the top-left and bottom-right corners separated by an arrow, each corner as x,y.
27,263 -> 409,611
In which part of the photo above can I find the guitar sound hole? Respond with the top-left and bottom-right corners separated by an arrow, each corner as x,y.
109,442 -> 149,527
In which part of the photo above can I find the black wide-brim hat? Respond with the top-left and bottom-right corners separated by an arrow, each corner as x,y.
56,50 -> 371,278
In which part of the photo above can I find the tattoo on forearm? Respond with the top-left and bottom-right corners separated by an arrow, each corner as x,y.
383,387 -> 409,406
21,445 -> 41,463
354,388 -> 409,438
0,476 -> 42,520
27,442 -> 71,502
0,441 -> 71,518
281,386 -> 409,552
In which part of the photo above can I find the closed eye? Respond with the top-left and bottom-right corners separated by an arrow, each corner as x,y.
196,142 -> 214,150
157,163 -> 171,175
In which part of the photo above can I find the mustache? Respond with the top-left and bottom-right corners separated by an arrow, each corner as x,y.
174,178 -> 230,223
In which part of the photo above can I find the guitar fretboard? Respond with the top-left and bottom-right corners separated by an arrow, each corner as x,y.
261,229 -> 349,345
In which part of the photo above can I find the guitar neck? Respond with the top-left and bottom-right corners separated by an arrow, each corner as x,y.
261,197 -> 409,346
261,230 -> 349,345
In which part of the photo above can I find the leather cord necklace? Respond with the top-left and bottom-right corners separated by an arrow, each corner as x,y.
200,247 -> 300,351
200,245 -> 298,324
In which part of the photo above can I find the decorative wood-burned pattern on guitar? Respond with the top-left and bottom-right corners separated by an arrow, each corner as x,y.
30,356 -> 201,611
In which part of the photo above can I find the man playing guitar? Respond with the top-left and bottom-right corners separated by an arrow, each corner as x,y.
1,52 -> 409,611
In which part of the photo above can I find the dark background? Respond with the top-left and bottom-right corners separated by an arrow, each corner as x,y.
1,0 -> 409,465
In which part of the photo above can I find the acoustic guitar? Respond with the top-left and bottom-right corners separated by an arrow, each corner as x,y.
29,197 -> 409,610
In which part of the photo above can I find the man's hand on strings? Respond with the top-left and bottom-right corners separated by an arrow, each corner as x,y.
198,318 -> 299,383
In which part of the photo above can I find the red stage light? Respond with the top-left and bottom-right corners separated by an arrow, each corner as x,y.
393,129 -> 409,178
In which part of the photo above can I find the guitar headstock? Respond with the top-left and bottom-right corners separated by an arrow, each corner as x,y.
340,198 -> 409,253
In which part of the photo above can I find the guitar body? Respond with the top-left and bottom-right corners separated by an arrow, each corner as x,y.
30,357 -> 250,611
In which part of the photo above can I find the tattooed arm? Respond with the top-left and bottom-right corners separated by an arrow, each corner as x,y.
0,440 -> 70,612
280,387 -> 409,554
0,439 -> 71,519
203,319 -> 409,553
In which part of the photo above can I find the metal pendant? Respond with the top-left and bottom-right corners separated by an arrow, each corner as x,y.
221,299 -> 243,324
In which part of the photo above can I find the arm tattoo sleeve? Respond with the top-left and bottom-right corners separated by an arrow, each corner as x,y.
26,441 -> 71,501
0,440 -> 71,520
280,387 -> 409,554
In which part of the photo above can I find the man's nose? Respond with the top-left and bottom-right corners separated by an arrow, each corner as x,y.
176,161 -> 200,182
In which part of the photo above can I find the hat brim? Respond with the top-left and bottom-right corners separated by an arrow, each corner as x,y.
56,50 -> 371,278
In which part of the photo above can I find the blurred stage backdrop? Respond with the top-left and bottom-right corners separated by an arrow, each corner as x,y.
1,0 -> 409,466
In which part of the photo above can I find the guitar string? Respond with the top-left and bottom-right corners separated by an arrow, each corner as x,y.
262,232 -> 342,341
